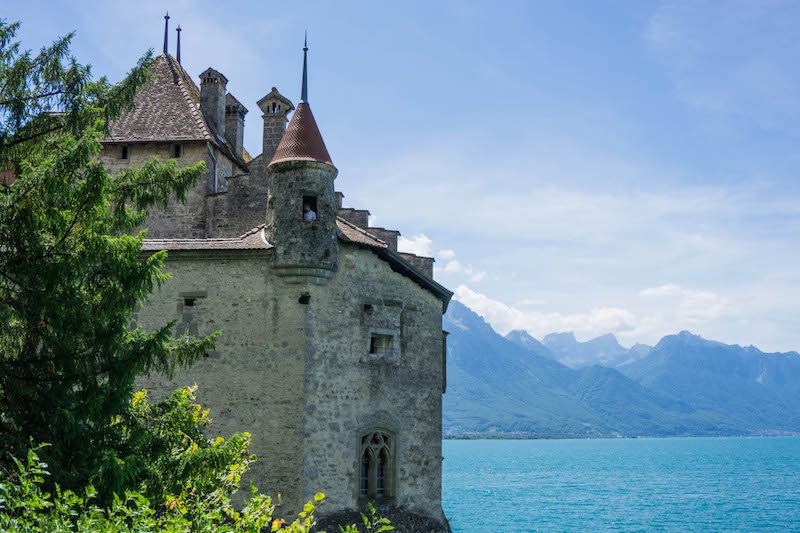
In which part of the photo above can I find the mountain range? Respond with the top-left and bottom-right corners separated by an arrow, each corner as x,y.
443,300 -> 800,438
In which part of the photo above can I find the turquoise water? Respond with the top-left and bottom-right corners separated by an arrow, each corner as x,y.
442,437 -> 800,532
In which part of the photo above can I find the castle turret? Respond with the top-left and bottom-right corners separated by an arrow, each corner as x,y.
266,36 -> 337,284
257,87 -> 294,164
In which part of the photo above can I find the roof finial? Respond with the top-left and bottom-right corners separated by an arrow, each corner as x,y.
163,12 -> 170,55
176,25 -> 182,64
300,31 -> 308,103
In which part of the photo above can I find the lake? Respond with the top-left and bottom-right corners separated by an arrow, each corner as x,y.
442,437 -> 800,532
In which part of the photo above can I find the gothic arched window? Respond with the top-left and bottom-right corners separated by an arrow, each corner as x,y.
359,430 -> 395,500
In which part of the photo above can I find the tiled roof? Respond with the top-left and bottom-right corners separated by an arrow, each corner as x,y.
336,217 -> 387,249
105,55 -> 248,172
142,219 -> 387,253
269,103 -> 332,166
106,55 -> 211,143
142,225 -> 271,251
141,218 -> 451,309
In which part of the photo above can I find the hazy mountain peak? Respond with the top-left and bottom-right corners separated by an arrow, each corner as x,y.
506,329 -> 537,342
542,331 -> 577,345
630,343 -> 653,357
586,333 -> 623,348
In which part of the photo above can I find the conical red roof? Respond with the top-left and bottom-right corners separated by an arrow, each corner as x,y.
269,102 -> 332,166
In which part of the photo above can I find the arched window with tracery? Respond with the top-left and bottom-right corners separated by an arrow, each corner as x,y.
359,429 -> 395,500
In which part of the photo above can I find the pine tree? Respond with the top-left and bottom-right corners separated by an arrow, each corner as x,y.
0,20 -> 213,493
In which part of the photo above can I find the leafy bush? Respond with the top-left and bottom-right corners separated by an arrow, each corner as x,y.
0,387 -> 391,532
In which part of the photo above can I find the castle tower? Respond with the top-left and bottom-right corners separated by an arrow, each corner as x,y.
257,88 -> 294,164
199,68 -> 228,140
266,36 -> 338,284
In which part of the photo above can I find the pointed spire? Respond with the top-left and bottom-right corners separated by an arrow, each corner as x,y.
176,25 -> 182,64
269,32 -> 332,167
163,12 -> 170,55
301,31 -> 309,103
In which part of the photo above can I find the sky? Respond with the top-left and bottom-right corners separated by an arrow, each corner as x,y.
5,0 -> 800,352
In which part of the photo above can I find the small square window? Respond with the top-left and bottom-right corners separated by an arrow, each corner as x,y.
302,195 -> 318,221
172,144 -> 182,158
369,334 -> 394,356
120,145 -> 129,160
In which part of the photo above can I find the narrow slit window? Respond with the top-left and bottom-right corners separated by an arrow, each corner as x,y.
376,449 -> 387,496
120,145 -> 129,160
302,195 -> 318,221
360,455 -> 369,496
172,144 -> 183,158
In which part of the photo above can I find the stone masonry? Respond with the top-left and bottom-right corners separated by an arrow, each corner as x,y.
102,34 -> 450,531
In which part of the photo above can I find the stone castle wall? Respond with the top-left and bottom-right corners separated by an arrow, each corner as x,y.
99,142 -> 210,238
100,142 -> 267,239
301,245 -> 445,522
133,250 -> 308,510
133,242 -> 446,524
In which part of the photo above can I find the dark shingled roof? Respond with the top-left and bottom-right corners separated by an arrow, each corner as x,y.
105,55 -> 248,172
269,102 -> 332,167
141,218 -> 452,309
336,217 -> 387,248
142,225 -> 271,252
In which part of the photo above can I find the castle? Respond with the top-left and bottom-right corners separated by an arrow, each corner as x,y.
99,17 -> 452,530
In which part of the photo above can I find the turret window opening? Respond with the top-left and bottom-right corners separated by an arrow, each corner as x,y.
359,430 -> 394,500
303,195 -> 318,221
369,333 -> 393,356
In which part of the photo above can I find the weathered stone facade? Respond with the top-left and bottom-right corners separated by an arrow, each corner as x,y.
102,44 -> 449,530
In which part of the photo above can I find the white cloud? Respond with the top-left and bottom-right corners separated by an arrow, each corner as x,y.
344,136 -> 800,350
396,236 -> 486,284
517,298 -> 546,307
454,285 -> 638,339
435,255 -> 486,283
438,249 -> 457,261
454,283 -> 738,346
639,283 -> 729,325
397,234 -> 433,257
443,259 -> 461,273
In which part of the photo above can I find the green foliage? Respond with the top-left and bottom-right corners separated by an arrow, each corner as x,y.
0,19 -> 212,493
0,443 -> 323,532
339,503 -> 395,533
0,388 -> 391,532
95,386 -> 254,508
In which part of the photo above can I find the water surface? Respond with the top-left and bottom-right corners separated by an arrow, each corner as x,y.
442,437 -> 800,532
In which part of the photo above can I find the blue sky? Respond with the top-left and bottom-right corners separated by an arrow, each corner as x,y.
6,0 -> 800,351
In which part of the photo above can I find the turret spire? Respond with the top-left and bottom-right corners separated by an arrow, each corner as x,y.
176,25 -> 182,64
163,12 -> 170,55
301,31 -> 308,103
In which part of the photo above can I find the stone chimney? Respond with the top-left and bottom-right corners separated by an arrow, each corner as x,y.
224,93 -> 247,158
257,87 -> 294,164
199,68 -> 228,140
367,227 -> 400,251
